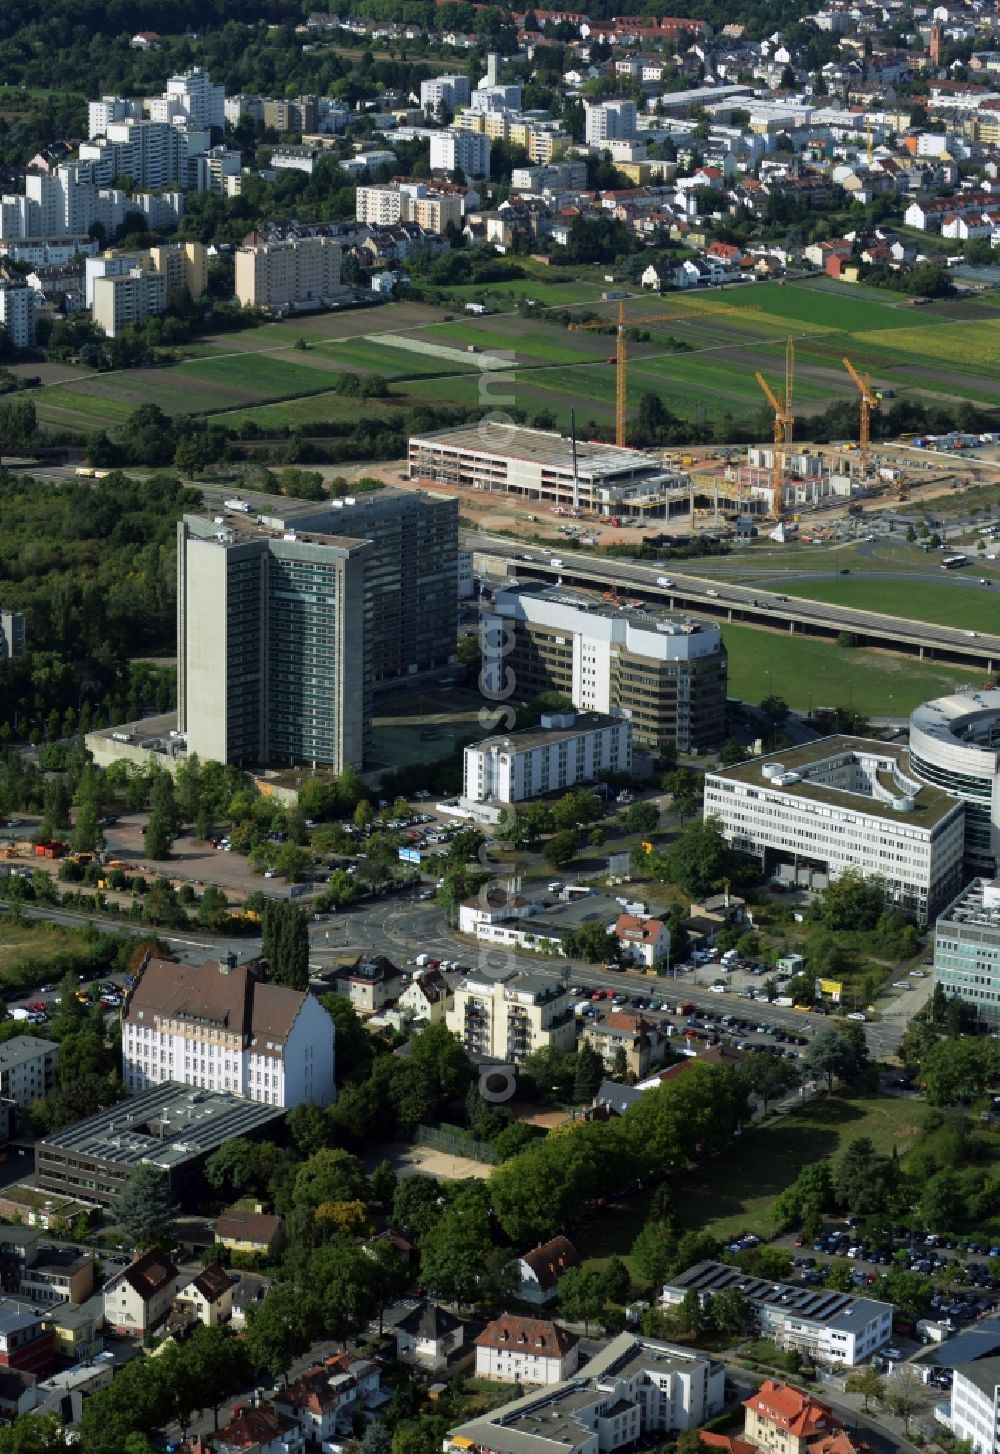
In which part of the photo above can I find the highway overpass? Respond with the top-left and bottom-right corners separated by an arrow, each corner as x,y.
468,535 -> 1000,673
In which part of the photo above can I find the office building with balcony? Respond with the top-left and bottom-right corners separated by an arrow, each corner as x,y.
703,737 -> 967,926
445,969 -> 575,1063
483,581 -> 726,754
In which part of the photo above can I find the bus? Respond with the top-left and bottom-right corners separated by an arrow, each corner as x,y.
941,554 -> 969,570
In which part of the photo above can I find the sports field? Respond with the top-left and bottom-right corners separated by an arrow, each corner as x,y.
24,277 -> 1000,436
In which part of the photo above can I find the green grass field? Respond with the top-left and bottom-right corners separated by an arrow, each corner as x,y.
369,688 -> 484,770
721,622 -> 974,716
778,577 -> 997,630
577,1092 -> 929,1269
0,919 -> 102,990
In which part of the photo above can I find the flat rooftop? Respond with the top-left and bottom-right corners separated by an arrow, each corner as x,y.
38,1082 -> 285,1171
710,735 -> 961,830
409,423 -> 671,480
472,710 -> 624,754
497,580 -> 715,635
910,688 -> 1000,758
666,1260 -> 891,1332
937,877 -> 1000,930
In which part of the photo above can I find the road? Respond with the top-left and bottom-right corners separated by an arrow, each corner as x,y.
468,536 -> 1000,668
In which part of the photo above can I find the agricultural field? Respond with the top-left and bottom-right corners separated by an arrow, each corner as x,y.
25,276 -> 1000,437
720,621 -> 974,716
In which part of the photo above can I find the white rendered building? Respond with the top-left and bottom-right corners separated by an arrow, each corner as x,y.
909,688 -> 1000,875
122,953 -> 336,1107
951,1357 -> 1000,1454
585,99 -> 638,144
463,710 -> 631,805
703,737 -> 966,925
474,1315 -> 579,1385
420,75 -> 472,113
429,128 -> 491,176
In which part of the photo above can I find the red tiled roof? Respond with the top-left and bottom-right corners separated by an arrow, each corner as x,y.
745,1382 -> 841,1439
475,1315 -> 578,1355
518,1236 -> 579,1290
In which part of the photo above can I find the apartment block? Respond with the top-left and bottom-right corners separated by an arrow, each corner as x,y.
447,1332 -> 724,1454
951,1357 -> 1000,1454
429,128 -> 491,176
86,241 -> 206,308
263,96 -> 319,133
122,953 -> 336,1108
484,581 -> 727,754
933,878 -> 1000,1029
420,75 -> 472,113
0,282 -> 35,350
88,95 -> 143,139
0,1037 -> 57,1115
356,182 -> 463,233
585,99 -> 638,144
464,711 -> 631,806
234,234 -> 342,311
704,737 -> 967,925
150,68 -> 225,130
92,267 -> 167,338
471,84 -> 523,112
445,969 -> 575,1062
78,119 -> 205,190
458,109 -> 566,163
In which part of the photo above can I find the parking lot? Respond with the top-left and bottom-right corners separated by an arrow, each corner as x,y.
568,983 -> 810,1062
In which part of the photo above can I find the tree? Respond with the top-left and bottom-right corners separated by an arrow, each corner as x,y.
621,801 -> 659,835
180,1324 -> 252,1431
559,1265 -> 606,1332
393,1174 -> 442,1238
846,1366 -> 886,1413
262,900 -> 309,990
359,1423 -> 393,1454
573,1043 -> 605,1103
759,695 -> 789,732
544,829 -> 578,869
197,883 -> 228,931
922,1037 -> 990,1106
562,922 -> 620,963
144,809 -> 171,861
883,1367 -> 923,1434
292,1148 -> 369,1213
72,799 -> 102,853
710,1285 -> 753,1337
310,1243 -> 380,1345
319,993 -> 372,1083
740,1052 -> 801,1113
115,1165 -> 179,1246
834,1137 -> 897,1216
603,1256 -> 631,1306
630,1218 -> 675,1291
408,1023 -> 472,1104
648,818 -> 736,897
802,1027 -> 855,1093
245,1283 -> 319,1382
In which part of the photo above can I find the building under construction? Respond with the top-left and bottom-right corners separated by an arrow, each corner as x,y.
407,424 -> 691,518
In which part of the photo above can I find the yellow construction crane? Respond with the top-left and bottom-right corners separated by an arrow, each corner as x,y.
569,299 -> 688,448
842,354 -> 878,472
754,337 -> 795,510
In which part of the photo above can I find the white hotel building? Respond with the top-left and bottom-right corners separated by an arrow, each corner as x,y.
463,710 -> 631,806
122,953 -> 336,1108
703,736 -> 966,925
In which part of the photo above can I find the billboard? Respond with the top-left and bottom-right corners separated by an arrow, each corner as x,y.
815,977 -> 843,1002
398,845 -> 423,864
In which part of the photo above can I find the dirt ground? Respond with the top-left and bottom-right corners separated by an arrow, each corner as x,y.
378,1141 -> 497,1181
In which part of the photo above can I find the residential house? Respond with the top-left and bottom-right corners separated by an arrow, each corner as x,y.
641,259 -> 679,291
336,956 -> 402,1014
50,1302 -> 103,1363
511,1236 -> 580,1307
743,1382 -> 846,1454
214,1208 -> 284,1259
474,1315 -> 579,1384
194,1408 -> 305,1454
394,1300 -> 465,1369
230,1273 -> 272,1330
103,1249 -> 178,1335
397,969 -> 453,1024
615,913 -> 670,969
274,1353 -> 381,1444
0,1301 -> 54,1376
581,1011 -> 663,1079
175,1262 -> 233,1326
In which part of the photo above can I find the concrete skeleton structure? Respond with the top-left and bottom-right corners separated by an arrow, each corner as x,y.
703,737 -> 967,925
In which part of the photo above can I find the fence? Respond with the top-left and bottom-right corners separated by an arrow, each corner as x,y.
412,1124 -> 498,1165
